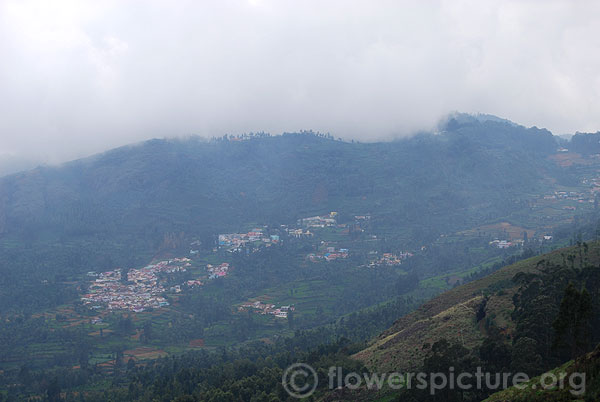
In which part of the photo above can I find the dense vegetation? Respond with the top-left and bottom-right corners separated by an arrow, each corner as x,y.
393,241 -> 600,401
1,295 -> 415,401
569,131 -> 600,155
2,117 -> 600,400
0,120 -> 566,314
8,241 -> 595,402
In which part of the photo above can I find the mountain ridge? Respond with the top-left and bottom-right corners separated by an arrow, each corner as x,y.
0,120 -> 583,314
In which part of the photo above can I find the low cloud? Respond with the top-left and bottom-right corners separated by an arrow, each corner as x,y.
1,0 -> 599,165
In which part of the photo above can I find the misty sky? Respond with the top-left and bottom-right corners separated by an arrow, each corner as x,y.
1,0 -> 600,168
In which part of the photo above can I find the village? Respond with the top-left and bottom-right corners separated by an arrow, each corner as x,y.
217,228 -> 280,252
79,211 -> 394,313
542,190 -> 596,204
81,258 -> 191,312
297,211 -> 338,228
367,251 -> 413,267
238,300 -> 295,318
537,169 -> 600,212
213,212 -> 373,252
307,245 -> 350,262
206,262 -> 230,279
285,227 -> 314,238
489,234 -> 553,249
81,257 -> 234,312
489,239 -> 523,249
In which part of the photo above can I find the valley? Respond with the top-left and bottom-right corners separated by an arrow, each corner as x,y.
2,125 -> 600,400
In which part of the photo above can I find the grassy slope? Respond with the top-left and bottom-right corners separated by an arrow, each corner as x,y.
353,241 -> 600,374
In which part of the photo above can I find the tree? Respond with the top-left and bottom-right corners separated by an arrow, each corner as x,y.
141,321 -> 153,344
46,377 -> 61,402
511,337 -> 543,376
552,283 -> 593,360
576,288 -> 593,356
121,267 -> 130,284
116,316 -> 134,335
479,335 -> 512,373
287,310 -> 295,330
420,339 -> 476,401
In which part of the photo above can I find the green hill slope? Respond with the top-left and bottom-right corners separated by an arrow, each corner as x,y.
0,122 -> 571,313
0,123 -> 559,244
354,241 -> 600,374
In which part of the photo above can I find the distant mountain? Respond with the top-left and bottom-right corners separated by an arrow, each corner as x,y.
0,123 -> 559,241
0,154 -> 43,177
0,120 -> 570,311
2,118 -> 600,399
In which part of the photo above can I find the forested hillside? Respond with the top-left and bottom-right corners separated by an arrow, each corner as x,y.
2,118 -> 600,401
352,240 -> 600,401
21,239 -> 596,402
0,120 -> 565,313
2,0 -> 597,400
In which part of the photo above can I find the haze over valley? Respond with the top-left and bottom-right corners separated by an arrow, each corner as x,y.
2,1 -> 600,401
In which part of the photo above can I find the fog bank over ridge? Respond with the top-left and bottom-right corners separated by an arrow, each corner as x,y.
1,0 -> 599,167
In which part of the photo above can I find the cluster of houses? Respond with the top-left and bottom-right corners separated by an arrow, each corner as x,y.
218,229 -> 280,252
285,212 -> 370,238
584,176 -> 600,193
352,215 -> 371,230
491,233 -> 554,249
80,210 -> 391,313
534,177 -> 600,213
297,212 -> 338,228
489,239 -> 522,249
542,190 -> 596,206
307,246 -> 349,262
171,277 -> 204,293
81,258 -> 191,312
238,301 -> 295,318
186,279 -> 203,287
81,257 -> 236,312
286,228 -> 314,238
368,252 -> 413,267
207,262 -> 230,279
